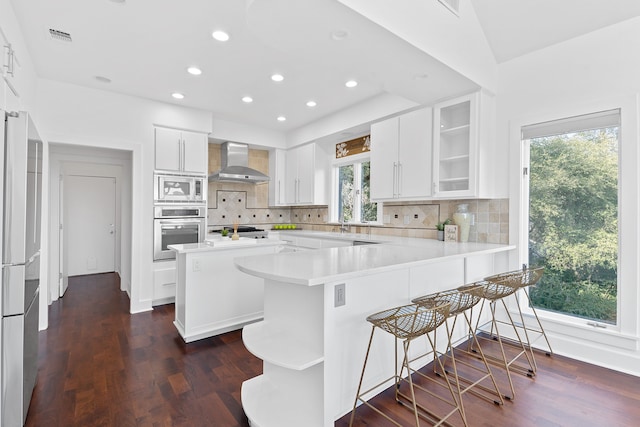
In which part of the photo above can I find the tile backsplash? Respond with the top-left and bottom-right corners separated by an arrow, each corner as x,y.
208,192 -> 508,243
207,144 -> 508,242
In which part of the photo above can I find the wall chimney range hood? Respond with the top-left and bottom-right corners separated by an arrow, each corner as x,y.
208,141 -> 270,183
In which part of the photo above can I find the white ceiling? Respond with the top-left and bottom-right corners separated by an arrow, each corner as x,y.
10,0 -> 640,134
470,0 -> 640,63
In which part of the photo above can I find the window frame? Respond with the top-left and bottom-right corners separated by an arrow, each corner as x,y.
331,152 -> 382,225
508,96 -> 639,352
521,111 -> 620,328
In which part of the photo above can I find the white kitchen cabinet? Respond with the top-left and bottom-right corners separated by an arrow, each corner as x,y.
1,31 -> 22,111
172,242 -> 281,342
370,107 -> 433,201
268,149 -> 286,206
285,143 -> 328,205
432,90 -> 497,198
154,127 -> 208,174
152,261 -> 176,306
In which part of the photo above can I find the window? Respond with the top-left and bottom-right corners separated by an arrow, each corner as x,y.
523,110 -> 620,325
336,159 -> 378,223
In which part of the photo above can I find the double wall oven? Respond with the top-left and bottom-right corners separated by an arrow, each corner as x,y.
153,173 -> 207,261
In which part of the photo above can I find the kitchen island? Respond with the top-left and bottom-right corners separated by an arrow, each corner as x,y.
235,238 -> 515,427
169,237 -> 285,343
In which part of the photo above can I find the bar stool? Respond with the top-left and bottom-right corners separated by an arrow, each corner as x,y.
349,302 -> 467,427
412,285 -> 505,408
484,266 -> 552,373
468,278 -> 536,401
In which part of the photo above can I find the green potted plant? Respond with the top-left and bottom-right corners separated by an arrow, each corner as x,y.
435,218 -> 451,241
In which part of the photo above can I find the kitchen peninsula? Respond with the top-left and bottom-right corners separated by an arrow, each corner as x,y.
235,237 -> 514,427
169,237 -> 285,343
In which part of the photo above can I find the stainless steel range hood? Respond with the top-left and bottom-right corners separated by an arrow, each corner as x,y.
208,141 -> 270,183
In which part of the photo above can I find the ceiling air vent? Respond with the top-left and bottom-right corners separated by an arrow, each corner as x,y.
49,28 -> 72,42
438,0 -> 460,16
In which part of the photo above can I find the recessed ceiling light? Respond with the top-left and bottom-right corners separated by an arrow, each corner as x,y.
271,74 -> 284,82
413,73 -> 429,80
277,116 -> 286,122
242,96 -> 253,103
345,80 -> 358,88
330,30 -> 349,41
94,76 -> 111,83
171,92 -> 185,99
108,0 -> 126,3
187,67 -> 202,75
306,101 -> 317,107
212,30 -> 230,42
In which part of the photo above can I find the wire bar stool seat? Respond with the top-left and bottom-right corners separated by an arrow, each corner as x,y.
349,302 -> 468,427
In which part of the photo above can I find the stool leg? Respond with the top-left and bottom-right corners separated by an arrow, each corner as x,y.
401,339 -> 421,427
499,297 -> 537,377
521,286 -> 554,357
442,311 -> 505,407
513,290 -> 539,373
349,326 -> 376,427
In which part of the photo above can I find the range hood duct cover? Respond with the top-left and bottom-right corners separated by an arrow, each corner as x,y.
208,141 -> 270,183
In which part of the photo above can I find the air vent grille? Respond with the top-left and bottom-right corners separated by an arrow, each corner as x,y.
49,28 -> 72,42
438,0 -> 460,16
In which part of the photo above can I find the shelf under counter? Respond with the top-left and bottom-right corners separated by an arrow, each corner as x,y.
243,321 -> 324,370
242,372 -> 324,427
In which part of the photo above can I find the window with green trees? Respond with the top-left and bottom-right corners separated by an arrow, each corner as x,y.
525,111 -> 619,324
337,160 -> 377,223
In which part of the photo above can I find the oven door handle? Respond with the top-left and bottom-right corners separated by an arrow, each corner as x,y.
157,219 -> 202,225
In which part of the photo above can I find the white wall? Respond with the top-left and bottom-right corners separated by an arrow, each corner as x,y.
497,17 -> 640,375
287,93 -> 418,148
211,116 -> 286,149
36,78 -> 212,313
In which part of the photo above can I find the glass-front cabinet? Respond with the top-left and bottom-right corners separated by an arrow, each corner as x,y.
432,93 -> 478,197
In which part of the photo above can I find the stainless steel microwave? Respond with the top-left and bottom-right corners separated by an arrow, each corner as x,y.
154,173 -> 206,203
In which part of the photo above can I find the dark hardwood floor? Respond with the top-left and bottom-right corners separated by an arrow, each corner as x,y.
26,273 -> 640,426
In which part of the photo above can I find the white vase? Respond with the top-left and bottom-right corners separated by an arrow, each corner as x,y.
453,203 -> 472,243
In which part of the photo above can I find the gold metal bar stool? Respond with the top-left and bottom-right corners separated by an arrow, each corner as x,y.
412,285 -> 505,408
468,279 -> 536,401
484,266 -> 552,373
349,302 -> 467,427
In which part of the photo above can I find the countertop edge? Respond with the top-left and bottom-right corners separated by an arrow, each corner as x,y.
234,243 -> 516,286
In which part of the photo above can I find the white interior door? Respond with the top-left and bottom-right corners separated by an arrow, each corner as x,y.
64,175 -> 116,276
59,175 -> 68,296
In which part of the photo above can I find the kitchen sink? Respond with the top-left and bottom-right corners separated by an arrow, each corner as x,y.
352,240 -> 380,246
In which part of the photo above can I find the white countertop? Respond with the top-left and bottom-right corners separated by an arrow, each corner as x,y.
235,234 -> 515,286
169,237 -> 285,254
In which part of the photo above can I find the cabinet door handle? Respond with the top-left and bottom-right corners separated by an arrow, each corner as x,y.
397,162 -> 403,196
392,162 -> 398,197
182,139 -> 186,171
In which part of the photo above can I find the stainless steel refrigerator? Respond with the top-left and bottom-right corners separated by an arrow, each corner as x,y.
1,110 -> 42,427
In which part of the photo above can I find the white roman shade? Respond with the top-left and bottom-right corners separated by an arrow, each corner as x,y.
522,109 -> 621,140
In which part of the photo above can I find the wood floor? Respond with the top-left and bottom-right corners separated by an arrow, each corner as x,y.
26,273 -> 640,427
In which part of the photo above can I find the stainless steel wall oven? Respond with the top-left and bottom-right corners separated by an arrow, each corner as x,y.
153,205 -> 206,261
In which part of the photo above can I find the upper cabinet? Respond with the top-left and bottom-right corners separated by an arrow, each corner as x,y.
284,143 -> 328,205
154,127 -> 208,175
370,107 -> 433,201
1,30 -> 22,111
268,149 -> 286,206
432,91 -> 497,198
